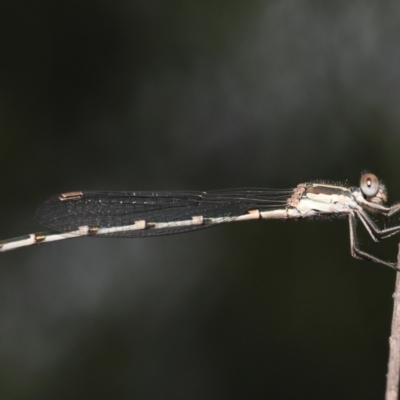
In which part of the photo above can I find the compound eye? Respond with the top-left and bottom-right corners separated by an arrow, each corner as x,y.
360,173 -> 379,197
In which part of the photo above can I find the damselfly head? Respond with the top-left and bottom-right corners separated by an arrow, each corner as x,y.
360,173 -> 387,204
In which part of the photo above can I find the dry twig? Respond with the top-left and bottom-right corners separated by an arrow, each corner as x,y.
385,244 -> 400,400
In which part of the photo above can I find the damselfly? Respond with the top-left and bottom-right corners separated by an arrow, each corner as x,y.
1,173 -> 400,270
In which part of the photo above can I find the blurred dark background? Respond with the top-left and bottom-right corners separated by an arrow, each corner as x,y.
1,1 -> 400,399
